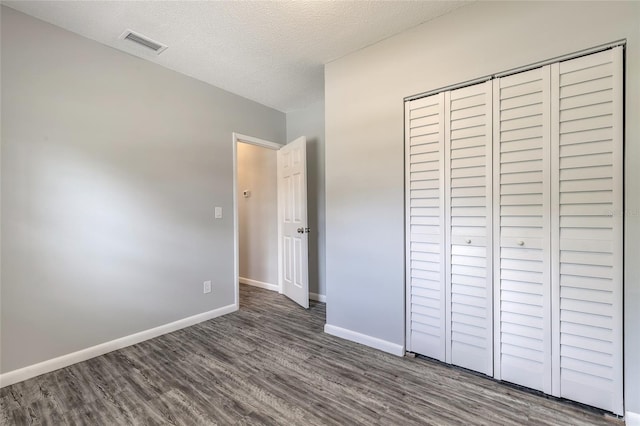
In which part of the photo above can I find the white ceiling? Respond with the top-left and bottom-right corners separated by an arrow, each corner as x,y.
3,1 -> 470,113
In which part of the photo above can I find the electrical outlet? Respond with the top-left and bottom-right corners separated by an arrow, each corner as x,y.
203,280 -> 212,294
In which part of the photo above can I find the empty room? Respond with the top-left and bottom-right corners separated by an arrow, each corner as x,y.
1,1 -> 639,425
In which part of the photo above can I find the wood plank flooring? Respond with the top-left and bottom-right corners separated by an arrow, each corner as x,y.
1,285 -> 622,425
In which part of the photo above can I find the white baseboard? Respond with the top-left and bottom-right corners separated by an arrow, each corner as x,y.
0,303 -> 238,388
239,277 -> 279,292
310,292 -> 326,303
627,411 -> 640,426
324,324 -> 404,356
239,278 -> 324,302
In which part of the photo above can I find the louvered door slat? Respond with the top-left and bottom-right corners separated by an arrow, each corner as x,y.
551,47 -> 623,415
494,66 -> 552,393
406,93 -> 446,361
446,81 -> 493,375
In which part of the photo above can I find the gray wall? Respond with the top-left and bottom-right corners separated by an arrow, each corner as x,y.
0,6 -> 285,373
325,0 -> 640,415
286,100 -> 326,298
237,143 -> 278,286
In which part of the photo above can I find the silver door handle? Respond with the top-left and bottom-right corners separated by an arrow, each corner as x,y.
297,227 -> 304,234
297,227 -> 311,234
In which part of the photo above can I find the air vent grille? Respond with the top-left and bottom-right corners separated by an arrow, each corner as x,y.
119,30 -> 167,54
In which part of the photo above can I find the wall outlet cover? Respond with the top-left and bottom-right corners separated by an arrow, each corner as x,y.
203,280 -> 212,294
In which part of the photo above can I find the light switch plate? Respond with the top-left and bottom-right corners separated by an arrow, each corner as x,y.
214,207 -> 222,219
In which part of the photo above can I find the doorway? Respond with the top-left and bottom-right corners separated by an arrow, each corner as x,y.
237,141 -> 278,290
233,133 -> 310,309
233,133 -> 282,309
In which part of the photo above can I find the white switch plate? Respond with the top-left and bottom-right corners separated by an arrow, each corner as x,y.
214,207 -> 222,219
203,280 -> 212,294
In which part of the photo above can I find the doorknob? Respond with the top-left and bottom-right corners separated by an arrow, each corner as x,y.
296,227 -> 311,234
297,227 -> 304,234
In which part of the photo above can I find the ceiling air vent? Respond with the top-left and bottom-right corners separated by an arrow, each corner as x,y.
119,30 -> 168,54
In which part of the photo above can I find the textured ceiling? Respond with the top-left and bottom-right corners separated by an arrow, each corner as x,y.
3,1 -> 470,112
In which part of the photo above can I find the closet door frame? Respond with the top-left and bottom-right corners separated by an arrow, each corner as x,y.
611,46 -> 624,415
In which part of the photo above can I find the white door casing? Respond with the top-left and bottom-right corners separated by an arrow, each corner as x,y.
278,136 -> 310,309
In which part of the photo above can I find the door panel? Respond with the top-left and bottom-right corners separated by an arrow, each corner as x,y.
405,93 -> 446,361
551,47 -> 623,415
278,137 -> 309,309
493,66 -> 552,393
445,82 -> 493,375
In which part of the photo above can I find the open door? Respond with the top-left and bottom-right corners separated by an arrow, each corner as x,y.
277,136 -> 309,309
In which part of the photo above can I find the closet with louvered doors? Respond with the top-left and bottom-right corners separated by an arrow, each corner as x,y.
406,46 -> 624,415
492,47 -> 624,413
493,47 -> 624,414
405,81 -> 493,376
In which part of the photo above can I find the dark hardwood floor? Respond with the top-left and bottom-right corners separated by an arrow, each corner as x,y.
1,285 -> 622,425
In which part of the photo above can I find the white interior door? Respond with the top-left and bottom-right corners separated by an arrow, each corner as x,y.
278,136 -> 309,309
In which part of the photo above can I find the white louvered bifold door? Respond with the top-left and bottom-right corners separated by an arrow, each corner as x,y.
406,93 -> 446,361
445,82 -> 493,375
406,47 -> 624,414
550,47 -> 624,415
493,66 -> 552,393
